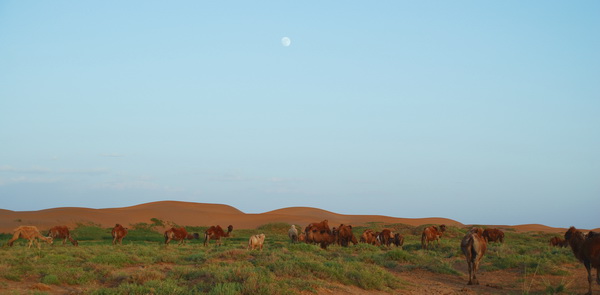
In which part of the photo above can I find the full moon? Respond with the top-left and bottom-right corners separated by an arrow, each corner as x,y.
281,37 -> 291,47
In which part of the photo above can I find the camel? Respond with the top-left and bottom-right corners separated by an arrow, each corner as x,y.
111,224 -> 128,245
204,225 -> 233,246
461,227 -> 487,285
298,232 -> 306,242
393,233 -> 404,248
377,229 -> 395,247
564,226 -> 600,294
8,226 -> 53,249
482,228 -> 505,243
164,227 -> 188,245
288,225 -> 299,243
360,229 -> 380,246
248,233 -> 266,251
305,220 -> 335,249
48,226 -> 78,246
336,224 -> 358,247
549,236 -> 568,248
421,224 -> 446,250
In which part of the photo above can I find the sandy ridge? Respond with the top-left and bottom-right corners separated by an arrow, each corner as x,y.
0,200 -> 594,234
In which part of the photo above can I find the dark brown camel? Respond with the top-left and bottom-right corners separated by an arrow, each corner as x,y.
565,226 -> 600,294
164,227 -> 188,245
204,225 -> 233,246
482,228 -> 505,243
48,226 -> 78,246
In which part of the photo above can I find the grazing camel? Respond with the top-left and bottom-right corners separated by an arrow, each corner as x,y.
204,225 -> 233,246
360,229 -> 380,246
378,229 -> 395,248
8,226 -> 53,249
298,232 -> 306,242
461,227 -> 487,285
393,233 -> 405,248
304,220 -> 332,244
164,227 -> 188,245
421,224 -> 446,250
549,236 -> 568,248
288,225 -> 299,243
336,224 -> 358,247
564,226 -> 600,294
48,226 -> 78,246
248,233 -> 266,251
482,228 -> 505,243
111,224 -> 128,245
305,220 -> 336,249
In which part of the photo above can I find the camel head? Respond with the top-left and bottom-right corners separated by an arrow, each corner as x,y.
564,226 -> 582,242
439,224 -> 447,232
45,236 -> 54,244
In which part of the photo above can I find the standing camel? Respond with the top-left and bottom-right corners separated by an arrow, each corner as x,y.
564,226 -> 600,295
288,225 -> 299,243
204,225 -> 233,246
461,227 -> 487,285
111,224 -> 128,245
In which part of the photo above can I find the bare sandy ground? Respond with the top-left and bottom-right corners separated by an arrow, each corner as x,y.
0,200 -> 595,233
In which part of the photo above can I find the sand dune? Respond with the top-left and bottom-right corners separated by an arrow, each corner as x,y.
0,201 -> 589,234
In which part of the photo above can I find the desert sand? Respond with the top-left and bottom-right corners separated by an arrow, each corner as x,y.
0,200 -> 591,234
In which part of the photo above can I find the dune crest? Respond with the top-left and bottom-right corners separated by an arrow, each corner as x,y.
0,201 -> 582,234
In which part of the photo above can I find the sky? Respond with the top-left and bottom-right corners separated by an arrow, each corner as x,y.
1,1 -> 599,229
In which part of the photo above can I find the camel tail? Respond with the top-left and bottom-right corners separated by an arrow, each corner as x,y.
203,233 -> 209,246
421,232 -> 426,248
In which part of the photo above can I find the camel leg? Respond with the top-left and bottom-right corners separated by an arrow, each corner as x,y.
472,257 -> 481,285
584,261 -> 592,295
466,258 -> 473,285
596,268 -> 600,285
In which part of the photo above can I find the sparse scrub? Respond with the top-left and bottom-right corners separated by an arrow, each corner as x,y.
0,222 -> 588,294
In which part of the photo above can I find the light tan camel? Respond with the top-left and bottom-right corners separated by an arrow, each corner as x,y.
8,226 -> 53,249
248,233 -> 266,251
461,227 -> 487,285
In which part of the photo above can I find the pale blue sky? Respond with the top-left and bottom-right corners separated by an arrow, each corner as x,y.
1,1 -> 599,228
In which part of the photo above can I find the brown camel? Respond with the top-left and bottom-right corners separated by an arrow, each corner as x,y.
378,229 -> 395,247
8,226 -> 53,249
111,224 -> 128,245
305,220 -> 335,249
421,224 -> 446,249
204,225 -> 233,246
360,229 -> 380,246
393,233 -> 405,248
48,226 -> 78,246
305,220 -> 330,244
549,236 -> 568,248
336,224 -> 358,247
461,227 -> 487,285
482,228 -> 505,243
164,227 -> 188,245
564,226 -> 600,294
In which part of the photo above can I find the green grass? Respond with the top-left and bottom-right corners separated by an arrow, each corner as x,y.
0,222 -> 583,294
